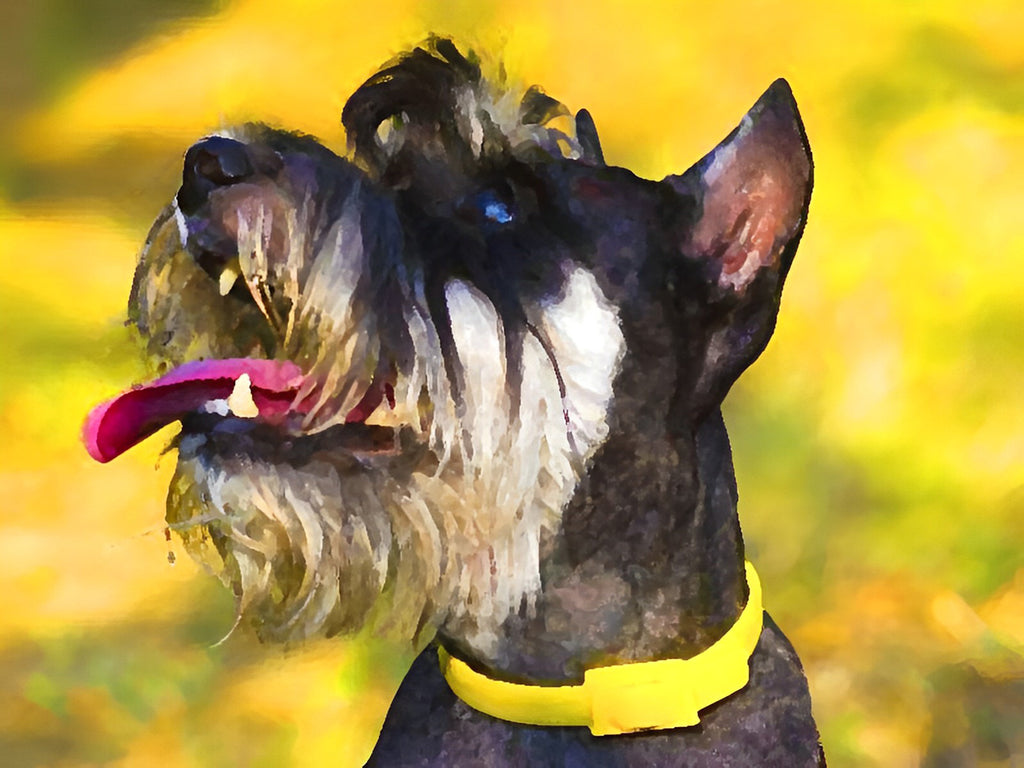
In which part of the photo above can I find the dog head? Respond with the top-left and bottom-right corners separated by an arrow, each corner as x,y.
85,40 -> 811,656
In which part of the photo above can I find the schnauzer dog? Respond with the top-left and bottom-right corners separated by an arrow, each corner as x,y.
85,40 -> 822,766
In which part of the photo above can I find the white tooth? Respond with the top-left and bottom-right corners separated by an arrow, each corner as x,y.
227,373 -> 259,418
219,264 -> 240,296
201,399 -> 230,416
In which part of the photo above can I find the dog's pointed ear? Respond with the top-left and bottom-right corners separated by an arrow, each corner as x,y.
666,79 -> 812,415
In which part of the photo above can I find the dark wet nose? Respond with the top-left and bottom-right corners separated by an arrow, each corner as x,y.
177,137 -> 254,214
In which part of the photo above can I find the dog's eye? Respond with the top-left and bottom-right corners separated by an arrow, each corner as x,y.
476,190 -> 514,225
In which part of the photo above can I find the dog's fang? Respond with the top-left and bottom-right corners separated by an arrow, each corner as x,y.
219,263 -> 240,296
227,373 -> 260,418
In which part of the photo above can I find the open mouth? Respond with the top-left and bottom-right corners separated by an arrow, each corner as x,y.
83,357 -> 398,463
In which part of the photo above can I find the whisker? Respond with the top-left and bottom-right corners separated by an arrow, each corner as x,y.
282,198 -> 309,350
237,206 -> 279,331
301,351 -> 352,430
524,319 -> 580,460
258,279 -> 284,333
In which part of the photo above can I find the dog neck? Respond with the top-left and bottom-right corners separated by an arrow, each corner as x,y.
438,407 -> 748,683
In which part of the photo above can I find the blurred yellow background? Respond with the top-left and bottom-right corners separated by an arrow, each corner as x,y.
1,1 -> 1021,766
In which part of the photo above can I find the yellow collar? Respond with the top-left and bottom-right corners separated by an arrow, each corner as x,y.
439,561 -> 763,736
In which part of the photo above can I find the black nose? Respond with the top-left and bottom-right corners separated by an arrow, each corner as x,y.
177,137 -> 254,214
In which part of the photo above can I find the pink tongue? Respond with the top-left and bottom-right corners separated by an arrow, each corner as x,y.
83,358 -> 310,463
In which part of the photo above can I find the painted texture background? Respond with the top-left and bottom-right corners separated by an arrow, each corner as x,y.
1,1 -> 1022,765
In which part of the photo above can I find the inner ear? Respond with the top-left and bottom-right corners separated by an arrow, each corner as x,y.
664,79 -> 812,418
670,78 -> 812,299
